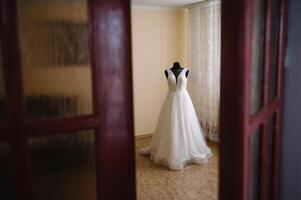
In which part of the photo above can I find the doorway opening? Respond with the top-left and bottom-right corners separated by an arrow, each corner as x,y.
131,1 -> 221,199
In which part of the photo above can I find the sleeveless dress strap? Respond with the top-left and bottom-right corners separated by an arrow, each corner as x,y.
166,69 -> 171,78
182,68 -> 187,77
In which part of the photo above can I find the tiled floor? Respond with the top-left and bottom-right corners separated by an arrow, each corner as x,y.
135,137 -> 219,200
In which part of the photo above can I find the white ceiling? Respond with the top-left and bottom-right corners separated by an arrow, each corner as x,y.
131,0 -> 205,8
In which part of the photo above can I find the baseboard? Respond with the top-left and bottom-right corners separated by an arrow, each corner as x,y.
135,133 -> 153,139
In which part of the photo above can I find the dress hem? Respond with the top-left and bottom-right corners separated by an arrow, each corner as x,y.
140,147 -> 213,171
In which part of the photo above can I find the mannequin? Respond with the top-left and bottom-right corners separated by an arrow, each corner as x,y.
140,61 -> 212,170
165,62 -> 189,80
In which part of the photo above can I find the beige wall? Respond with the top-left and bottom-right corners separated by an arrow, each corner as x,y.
131,7 -> 188,136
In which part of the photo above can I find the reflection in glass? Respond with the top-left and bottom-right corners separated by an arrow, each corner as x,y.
249,0 -> 265,115
266,113 -> 276,200
248,128 -> 262,200
29,130 -> 97,200
0,40 -> 6,120
0,142 -> 15,200
269,0 -> 281,101
17,0 -> 93,119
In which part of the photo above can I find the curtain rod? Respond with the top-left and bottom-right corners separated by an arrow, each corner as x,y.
187,0 -> 220,9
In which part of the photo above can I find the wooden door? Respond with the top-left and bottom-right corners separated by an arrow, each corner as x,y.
0,0 -> 135,200
0,0 -> 288,199
220,0 -> 287,200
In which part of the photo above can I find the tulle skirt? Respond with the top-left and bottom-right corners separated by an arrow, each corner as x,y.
140,90 -> 212,170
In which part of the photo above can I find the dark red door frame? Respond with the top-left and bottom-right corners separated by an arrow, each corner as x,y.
0,0 -> 136,199
220,0 -> 287,200
219,0 -> 253,199
256,0 -> 287,199
0,0 -> 31,199
88,0 -> 136,199
271,0 -> 287,198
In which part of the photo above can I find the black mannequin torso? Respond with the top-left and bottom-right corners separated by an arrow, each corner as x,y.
165,62 -> 189,80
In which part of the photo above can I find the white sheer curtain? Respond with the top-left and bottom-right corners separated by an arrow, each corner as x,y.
187,0 -> 221,142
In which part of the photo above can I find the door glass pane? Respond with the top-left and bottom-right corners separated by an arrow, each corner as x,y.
269,0 -> 281,101
28,130 -> 97,200
0,142 -> 15,200
17,0 -> 93,119
249,0 -> 266,115
266,113 -> 276,200
0,41 -> 6,120
248,127 -> 262,200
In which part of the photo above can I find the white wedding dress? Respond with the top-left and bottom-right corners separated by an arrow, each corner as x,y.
140,68 -> 212,170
